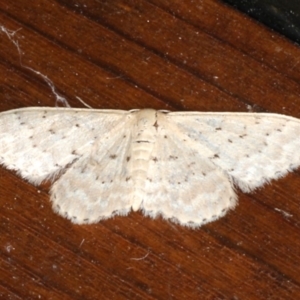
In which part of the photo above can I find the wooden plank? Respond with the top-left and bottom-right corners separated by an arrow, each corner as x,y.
0,0 -> 300,299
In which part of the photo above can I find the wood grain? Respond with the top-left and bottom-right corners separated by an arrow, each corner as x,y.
1,0 -> 300,299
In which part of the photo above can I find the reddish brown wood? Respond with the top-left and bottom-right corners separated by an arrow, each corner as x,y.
1,1 -> 300,299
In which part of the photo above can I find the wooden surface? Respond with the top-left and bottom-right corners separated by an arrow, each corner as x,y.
1,1 -> 300,299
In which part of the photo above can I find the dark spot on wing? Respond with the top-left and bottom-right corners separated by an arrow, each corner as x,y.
169,155 -> 178,160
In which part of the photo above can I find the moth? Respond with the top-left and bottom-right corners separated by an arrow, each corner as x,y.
1,107 -> 299,227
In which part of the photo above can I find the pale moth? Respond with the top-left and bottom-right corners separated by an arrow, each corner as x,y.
1,107 -> 300,228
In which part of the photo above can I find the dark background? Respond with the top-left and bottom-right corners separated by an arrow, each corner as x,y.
223,0 -> 300,44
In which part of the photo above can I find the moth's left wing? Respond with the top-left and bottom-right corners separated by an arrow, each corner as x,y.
0,107 -> 130,184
